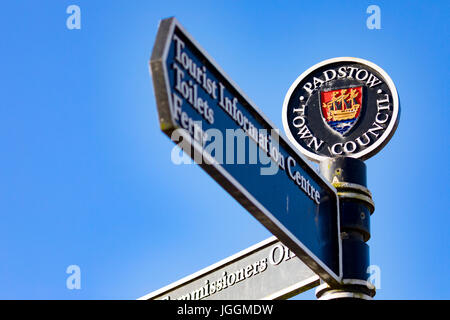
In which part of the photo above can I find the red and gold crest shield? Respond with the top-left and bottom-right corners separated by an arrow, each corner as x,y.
320,87 -> 363,135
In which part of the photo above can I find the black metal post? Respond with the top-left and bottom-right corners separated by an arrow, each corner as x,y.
316,157 -> 376,300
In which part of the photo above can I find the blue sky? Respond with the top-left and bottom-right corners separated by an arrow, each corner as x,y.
0,1 -> 448,299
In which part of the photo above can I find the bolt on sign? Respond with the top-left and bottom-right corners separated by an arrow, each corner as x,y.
149,18 -> 342,285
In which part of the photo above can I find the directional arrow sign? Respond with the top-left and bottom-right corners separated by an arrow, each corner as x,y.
150,17 -> 342,284
139,237 -> 320,300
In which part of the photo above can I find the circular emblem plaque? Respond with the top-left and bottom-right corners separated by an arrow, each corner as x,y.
282,57 -> 399,162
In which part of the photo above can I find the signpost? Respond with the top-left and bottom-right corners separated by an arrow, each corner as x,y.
139,237 -> 319,300
146,16 -> 400,300
281,57 -> 399,299
150,17 -> 342,285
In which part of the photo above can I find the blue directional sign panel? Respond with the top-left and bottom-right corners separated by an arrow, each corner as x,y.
150,18 -> 342,284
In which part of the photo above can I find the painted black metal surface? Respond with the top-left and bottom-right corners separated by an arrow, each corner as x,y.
317,157 -> 376,299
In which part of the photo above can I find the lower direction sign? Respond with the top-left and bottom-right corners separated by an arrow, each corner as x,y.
139,237 -> 320,300
150,18 -> 342,284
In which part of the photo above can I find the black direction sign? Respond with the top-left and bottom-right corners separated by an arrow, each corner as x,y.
150,17 -> 342,284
